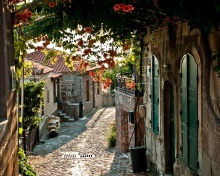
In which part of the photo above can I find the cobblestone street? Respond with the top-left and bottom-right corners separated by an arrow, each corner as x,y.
28,107 -> 148,176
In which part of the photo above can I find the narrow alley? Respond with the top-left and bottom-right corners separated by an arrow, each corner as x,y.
28,107 -> 140,176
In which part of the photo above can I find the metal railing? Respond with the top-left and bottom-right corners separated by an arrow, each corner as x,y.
115,73 -> 137,96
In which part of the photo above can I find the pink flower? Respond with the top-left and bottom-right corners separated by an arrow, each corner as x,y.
129,5 -> 134,11
119,3 -> 125,9
123,5 -> 131,12
114,4 -> 120,11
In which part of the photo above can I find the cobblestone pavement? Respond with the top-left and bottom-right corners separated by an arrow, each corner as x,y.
28,107 -> 149,176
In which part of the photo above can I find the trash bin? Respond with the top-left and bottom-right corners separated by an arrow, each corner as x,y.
129,146 -> 147,173
79,102 -> 83,118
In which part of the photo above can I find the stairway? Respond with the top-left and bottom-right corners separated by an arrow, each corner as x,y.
58,110 -> 74,122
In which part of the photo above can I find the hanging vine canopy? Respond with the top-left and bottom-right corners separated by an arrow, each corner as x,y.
12,0 -> 162,41
9,0 -> 220,49
9,0 -> 220,88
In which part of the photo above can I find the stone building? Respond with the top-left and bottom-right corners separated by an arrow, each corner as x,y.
27,51 -> 103,122
0,1 -> 19,175
115,21 -> 220,176
24,60 -> 62,139
143,21 -> 220,176
115,73 -> 145,152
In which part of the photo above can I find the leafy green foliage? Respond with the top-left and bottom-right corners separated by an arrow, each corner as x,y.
20,0 -> 161,45
18,148 -> 36,176
156,0 -> 220,33
107,122 -> 116,147
21,81 -> 45,130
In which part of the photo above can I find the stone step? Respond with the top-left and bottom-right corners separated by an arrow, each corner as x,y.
64,115 -> 70,119
58,110 -> 75,122
58,112 -> 66,116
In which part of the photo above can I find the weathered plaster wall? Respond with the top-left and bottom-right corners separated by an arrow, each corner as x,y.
81,72 -> 103,116
144,21 -> 220,176
115,92 -> 136,152
43,75 -> 58,116
115,91 -> 144,153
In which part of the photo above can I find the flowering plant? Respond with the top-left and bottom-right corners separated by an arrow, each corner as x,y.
126,80 -> 136,90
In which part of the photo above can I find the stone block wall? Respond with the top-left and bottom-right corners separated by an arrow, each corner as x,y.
39,116 -> 50,139
143,21 -> 220,176
115,91 -> 144,153
102,92 -> 115,107
81,74 -> 94,116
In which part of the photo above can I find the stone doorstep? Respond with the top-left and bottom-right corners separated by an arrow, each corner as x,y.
58,112 -> 66,116
58,111 -> 75,122
64,115 -> 74,121
60,114 -> 75,122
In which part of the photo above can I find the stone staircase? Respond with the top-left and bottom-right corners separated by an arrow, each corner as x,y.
58,110 -> 74,122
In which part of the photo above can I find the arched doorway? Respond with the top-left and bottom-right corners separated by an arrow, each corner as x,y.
164,81 -> 175,174
181,53 -> 198,172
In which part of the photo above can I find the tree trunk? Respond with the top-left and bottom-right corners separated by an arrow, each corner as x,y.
200,32 -> 220,128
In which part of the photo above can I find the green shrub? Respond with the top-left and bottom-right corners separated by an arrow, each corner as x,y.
107,122 -> 116,147
18,148 -> 36,176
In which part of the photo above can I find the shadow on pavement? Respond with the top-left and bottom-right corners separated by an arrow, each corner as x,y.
29,107 -> 109,156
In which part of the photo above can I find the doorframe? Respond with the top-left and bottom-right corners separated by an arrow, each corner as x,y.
164,81 -> 175,174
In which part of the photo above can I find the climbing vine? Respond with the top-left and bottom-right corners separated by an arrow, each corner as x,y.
18,147 -> 36,176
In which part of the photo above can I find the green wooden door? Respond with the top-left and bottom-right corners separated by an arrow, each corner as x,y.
151,55 -> 159,134
181,54 -> 198,172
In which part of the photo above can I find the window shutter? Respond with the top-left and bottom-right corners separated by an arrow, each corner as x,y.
181,54 -> 198,172
151,55 -> 159,134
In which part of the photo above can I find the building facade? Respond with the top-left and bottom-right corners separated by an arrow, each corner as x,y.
115,73 -> 145,153
27,51 -> 103,122
24,60 -> 62,139
58,69 -> 103,120
144,22 -> 220,176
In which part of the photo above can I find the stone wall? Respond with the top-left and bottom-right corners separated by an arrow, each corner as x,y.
144,21 -> 220,176
59,71 -> 103,118
115,91 -> 144,153
102,92 -> 115,107
81,73 -> 103,116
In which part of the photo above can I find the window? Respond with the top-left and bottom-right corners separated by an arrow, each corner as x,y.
53,80 -> 57,103
150,55 -> 159,134
41,103 -> 44,117
86,80 -> 89,101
